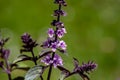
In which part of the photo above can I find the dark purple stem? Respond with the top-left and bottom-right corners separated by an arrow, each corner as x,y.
47,52 -> 55,80
64,72 -> 77,79
31,49 -> 37,65
5,59 -> 12,80
47,4 -> 62,80
31,49 -> 44,80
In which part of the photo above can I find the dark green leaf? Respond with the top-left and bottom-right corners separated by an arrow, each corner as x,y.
12,67 -> 30,71
13,55 -> 32,64
25,65 -> 46,80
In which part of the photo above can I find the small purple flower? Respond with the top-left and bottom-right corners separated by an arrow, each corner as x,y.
58,40 -> 67,50
50,42 -> 58,52
41,38 -> 51,48
41,54 -> 63,68
1,49 -> 10,59
51,20 -> 64,28
48,28 -> 54,38
41,54 -> 51,65
52,54 -> 63,68
54,0 -> 67,6
57,28 -> 67,38
54,10 -> 66,16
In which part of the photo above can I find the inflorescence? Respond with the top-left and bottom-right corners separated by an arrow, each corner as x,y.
41,0 -> 67,68
0,0 -> 97,80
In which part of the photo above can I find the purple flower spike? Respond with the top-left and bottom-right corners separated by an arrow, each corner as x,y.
48,28 -> 54,38
79,61 -> 97,73
58,40 -> 67,50
20,33 -> 38,53
57,28 -> 67,38
21,33 -> 32,43
41,54 -> 63,68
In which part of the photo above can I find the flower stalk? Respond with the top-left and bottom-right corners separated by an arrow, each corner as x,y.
45,0 -> 67,80
0,0 -> 97,80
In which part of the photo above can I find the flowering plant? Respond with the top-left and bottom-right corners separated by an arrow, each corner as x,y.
0,0 -> 97,80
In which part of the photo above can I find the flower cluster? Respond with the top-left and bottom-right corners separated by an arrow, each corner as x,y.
0,0 -> 97,80
78,61 -> 97,73
41,54 -> 63,68
54,0 -> 67,6
41,0 -> 67,67
74,61 -> 97,74
0,38 -> 11,74
57,58 -> 97,79
0,38 -> 10,60
20,33 -> 38,53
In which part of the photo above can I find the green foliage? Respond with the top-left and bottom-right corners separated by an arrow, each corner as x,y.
25,65 -> 45,80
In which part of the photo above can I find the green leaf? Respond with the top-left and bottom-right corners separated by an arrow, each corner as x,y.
11,63 -> 30,71
12,55 -> 32,64
59,73 -> 66,80
25,65 -> 45,80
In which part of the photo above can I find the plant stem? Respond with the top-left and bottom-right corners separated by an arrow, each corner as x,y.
47,52 -> 55,80
5,59 -> 12,80
8,74 -> 12,80
47,3 -> 62,80
31,49 -> 37,65
31,49 -> 44,80
64,72 -> 77,79
40,76 -> 44,80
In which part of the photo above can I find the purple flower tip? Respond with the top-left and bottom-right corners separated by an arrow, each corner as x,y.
21,33 -> 38,52
21,33 -> 32,43
54,0 -> 67,6
79,61 -> 97,73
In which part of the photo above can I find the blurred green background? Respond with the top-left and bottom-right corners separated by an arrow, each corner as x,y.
0,0 -> 120,80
